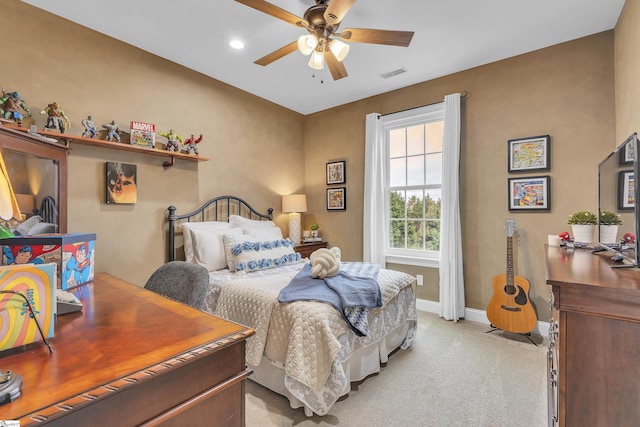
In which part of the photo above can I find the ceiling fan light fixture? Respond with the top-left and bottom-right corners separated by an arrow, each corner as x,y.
297,34 -> 318,56
308,50 -> 325,70
229,39 -> 245,50
329,39 -> 350,62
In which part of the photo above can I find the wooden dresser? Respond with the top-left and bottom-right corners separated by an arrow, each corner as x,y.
293,241 -> 328,258
545,246 -> 640,427
0,273 -> 255,426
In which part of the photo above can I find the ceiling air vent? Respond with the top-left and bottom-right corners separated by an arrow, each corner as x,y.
380,68 -> 407,79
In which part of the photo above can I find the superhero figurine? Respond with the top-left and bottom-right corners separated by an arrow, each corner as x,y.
0,90 -> 31,126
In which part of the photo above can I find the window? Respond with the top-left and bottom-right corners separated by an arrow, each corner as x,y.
383,104 -> 444,267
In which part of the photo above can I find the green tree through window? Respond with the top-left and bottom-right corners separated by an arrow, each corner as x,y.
390,191 -> 441,251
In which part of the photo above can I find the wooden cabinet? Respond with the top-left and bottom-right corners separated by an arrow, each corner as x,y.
0,273 -> 254,426
545,246 -> 640,427
294,241 -> 328,258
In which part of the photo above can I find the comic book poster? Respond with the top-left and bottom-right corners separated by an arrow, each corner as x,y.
129,121 -> 155,148
106,162 -> 137,204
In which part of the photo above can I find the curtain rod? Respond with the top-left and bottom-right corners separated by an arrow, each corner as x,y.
379,90 -> 468,118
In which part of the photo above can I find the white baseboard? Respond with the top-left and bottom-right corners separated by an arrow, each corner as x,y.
416,298 -> 549,338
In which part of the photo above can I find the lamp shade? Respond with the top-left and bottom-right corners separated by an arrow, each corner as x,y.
297,34 -> 317,56
308,50 -> 325,70
329,39 -> 350,62
0,151 -> 20,221
282,194 -> 307,213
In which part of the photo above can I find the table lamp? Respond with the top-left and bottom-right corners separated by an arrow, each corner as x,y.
282,194 -> 307,244
0,150 -> 21,224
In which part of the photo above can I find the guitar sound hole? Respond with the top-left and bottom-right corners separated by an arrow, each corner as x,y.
503,285 -> 517,296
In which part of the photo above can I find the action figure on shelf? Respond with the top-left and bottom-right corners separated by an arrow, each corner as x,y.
0,90 -> 31,126
158,129 -> 183,152
183,133 -> 202,156
81,115 -> 97,138
101,120 -> 128,142
40,101 -> 71,134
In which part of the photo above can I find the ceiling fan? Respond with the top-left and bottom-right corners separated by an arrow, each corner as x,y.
235,0 -> 414,80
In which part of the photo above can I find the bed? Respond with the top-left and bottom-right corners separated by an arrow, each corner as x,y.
167,195 -> 417,416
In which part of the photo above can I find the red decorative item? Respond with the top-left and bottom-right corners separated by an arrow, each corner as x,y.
623,233 -> 636,244
558,231 -> 571,242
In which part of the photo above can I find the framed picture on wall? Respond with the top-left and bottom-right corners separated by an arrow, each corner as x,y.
326,160 -> 346,185
618,170 -> 635,210
619,139 -> 634,165
507,135 -> 550,172
327,187 -> 346,210
105,162 -> 137,204
508,175 -> 551,211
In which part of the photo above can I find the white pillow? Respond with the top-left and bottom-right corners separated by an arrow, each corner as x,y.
222,233 -> 301,274
15,215 -> 43,235
244,226 -> 283,240
229,215 -> 275,229
191,227 -> 242,271
181,221 -> 230,263
27,222 -> 58,235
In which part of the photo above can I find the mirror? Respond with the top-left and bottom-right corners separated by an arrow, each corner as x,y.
0,127 -> 67,232
597,133 -> 639,266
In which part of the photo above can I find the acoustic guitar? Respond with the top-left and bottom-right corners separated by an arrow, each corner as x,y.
486,219 -> 537,333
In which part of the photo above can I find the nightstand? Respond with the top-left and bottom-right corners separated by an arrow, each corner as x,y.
294,241 -> 328,258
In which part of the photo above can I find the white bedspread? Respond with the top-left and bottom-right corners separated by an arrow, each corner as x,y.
213,262 -> 415,393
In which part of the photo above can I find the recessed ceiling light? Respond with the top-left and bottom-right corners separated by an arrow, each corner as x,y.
229,40 -> 245,50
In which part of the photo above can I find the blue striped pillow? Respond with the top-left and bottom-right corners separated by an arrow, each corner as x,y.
222,234 -> 301,273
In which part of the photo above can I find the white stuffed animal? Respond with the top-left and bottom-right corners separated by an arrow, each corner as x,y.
310,247 -> 342,279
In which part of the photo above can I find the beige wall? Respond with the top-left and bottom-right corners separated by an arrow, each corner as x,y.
304,32 -> 616,317
2,1 -> 305,286
4,2 -> 631,323
615,0 -> 640,140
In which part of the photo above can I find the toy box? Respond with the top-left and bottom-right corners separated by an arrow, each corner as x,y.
1,233 -> 96,290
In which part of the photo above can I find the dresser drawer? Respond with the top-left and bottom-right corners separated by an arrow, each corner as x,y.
294,242 -> 328,258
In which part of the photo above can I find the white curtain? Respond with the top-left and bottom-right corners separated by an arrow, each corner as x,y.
363,112 -> 386,266
439,93 -> 465,321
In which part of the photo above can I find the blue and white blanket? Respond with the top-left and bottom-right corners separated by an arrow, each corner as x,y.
278,262 -> 381,336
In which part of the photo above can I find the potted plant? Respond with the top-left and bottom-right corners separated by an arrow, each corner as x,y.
599,210 -> 623,243
567,210 -> 597,243
309,223 -> 320,238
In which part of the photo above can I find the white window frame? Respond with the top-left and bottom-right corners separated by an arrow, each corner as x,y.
381,103 -> 444,268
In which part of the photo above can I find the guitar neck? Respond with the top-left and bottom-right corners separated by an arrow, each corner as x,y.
506,235 -> 514,287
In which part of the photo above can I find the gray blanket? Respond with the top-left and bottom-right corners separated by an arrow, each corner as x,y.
278,262 -> 381,336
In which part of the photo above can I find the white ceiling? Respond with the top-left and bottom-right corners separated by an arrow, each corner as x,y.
22,0 -> 624,115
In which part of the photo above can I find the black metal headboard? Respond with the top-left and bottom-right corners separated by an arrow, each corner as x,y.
167,195 -> 273,261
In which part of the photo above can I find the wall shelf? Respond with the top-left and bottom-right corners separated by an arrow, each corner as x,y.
0,123 -> 208,168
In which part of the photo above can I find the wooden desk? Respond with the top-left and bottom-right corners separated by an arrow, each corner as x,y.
545,246 -> 640,426
0,273 -> 255,426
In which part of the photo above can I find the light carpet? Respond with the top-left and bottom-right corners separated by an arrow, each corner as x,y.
245,310 -> 547,427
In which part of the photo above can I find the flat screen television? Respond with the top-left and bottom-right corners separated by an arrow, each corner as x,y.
597,132 -> 639,266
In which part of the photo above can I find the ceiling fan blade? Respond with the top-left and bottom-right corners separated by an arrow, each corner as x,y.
254,41 -> 298,66
325,50 -> 348,81
341,28 -> 414,47
324,0 -> 356,26
235,0 -> 304,26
